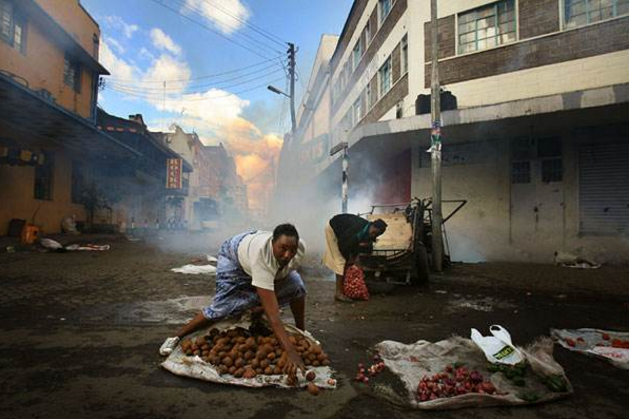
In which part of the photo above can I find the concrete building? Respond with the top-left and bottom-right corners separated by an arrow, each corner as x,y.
96,111 -> 192,232
0,0 -> 137,235
281,0 -> 629,263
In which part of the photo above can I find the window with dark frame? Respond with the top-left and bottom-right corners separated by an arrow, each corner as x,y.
538,137 -> 563,183
64,54 -> 81,92
71,160 -> 84,204
0,0 -> 26,53
34,152 -> 54,201
458,0 -> 516,55
379,56 -> 392,96
564,0 -> 629,29
511,137 -> 532,184
379,0 -> 392,25
401,34 -> 408,74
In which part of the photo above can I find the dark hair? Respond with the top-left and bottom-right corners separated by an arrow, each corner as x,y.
272,223 -> 299,242
371,219 -> 388,232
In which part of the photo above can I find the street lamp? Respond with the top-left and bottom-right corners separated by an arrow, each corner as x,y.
330,141 -> 349,214
267,85 -> 290,98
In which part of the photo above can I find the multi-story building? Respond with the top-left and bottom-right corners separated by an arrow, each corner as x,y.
282,0 -> 629,263
97,111 -> 192,231
0,0 -> 137,235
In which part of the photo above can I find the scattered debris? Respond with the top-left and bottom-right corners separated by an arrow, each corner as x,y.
553,251 -> 601,269
551,328 -> 629,369
171,264 -> 217,275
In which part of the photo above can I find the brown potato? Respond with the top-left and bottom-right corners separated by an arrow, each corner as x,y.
228,366 -> 237,374
255,350 -> 267,360
321,359 -> 330,366
308,353 -> 317,362
217,337 -> 230,346
251,359 -> 260,368
202,350 -> 209,357
227,330 -> 238,338
256,336 -> 264,345
272,366 -> 281,375
212,335 -> 221,344
312,360 -> 320,367
209,355 -> 220,365
196,337 -> 206,346
234,358 -> 244,368
260,359 -> 270,369
222,357 -> 234,367
234,368 -> 245,378
275,348 -> 283,357
316,353 -> 327,362
264,366 -> 273,375
219,365 -> 228,375
246,337 -> 256,347
289,336 -> 297,345
235,336 -> 246,344
193,350 -> 201,356
255,367 -> 263,374
311,345 -> 322,355
304,358 -> 311,366
307,383 -> 320,396
218,351 -> 227,358
243,368 -> 257,379
267,352 -> 276,361
244,350 -> 255,360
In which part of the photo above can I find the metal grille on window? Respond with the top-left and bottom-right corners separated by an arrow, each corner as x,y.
0,0 -> 13,43
34,152 -> 54,201
538,137 -> 563,183
511,137 -> 532,184
458,0 -> 516,54
564,0 -> 629,29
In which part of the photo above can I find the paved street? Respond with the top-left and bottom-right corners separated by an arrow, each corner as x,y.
0,236 -> 627,419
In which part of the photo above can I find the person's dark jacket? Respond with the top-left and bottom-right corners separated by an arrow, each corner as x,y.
329,214 -> 372,260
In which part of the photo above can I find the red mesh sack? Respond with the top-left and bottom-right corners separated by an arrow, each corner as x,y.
343,265 -> 370,301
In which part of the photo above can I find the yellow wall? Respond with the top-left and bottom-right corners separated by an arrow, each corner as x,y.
0,148 -> 86,235
0,0 -> 100,118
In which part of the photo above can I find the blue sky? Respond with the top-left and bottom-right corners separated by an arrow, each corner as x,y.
81,0 -> 351,208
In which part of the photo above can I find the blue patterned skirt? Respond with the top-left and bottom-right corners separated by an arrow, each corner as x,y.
202,230 -> 307,320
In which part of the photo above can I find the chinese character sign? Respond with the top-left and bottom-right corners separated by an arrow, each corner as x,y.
166,158 -> 183,189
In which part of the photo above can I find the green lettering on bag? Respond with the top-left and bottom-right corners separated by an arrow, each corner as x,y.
493,345 -> 515,360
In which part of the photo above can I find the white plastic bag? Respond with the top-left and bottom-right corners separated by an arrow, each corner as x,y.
471,325 -> 524,365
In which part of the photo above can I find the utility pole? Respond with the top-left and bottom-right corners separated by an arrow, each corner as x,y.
430,0 -> 443,272
330,141 -> 349,213
287,42 -> 297,139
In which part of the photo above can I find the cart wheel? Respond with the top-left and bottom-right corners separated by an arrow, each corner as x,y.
411,243 -> 430,285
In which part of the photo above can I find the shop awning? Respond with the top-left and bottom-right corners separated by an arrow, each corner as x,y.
0,72 -> 139,159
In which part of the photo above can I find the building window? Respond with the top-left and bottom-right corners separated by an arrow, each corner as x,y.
352,98 -> 362,126
365,20 -> 371,45
379,0 -> 392,25
538,137 -> 563,182
71,160 -> 84,204
64,54 -> 81,92
0,0 -> 26,53
511,137 -> 532,184
564,0 -> 629,29
458,0 -> 516,55
92,33 -> 99,58
379,56 -> 392,97
34,152 -> 54,201
365,84 -> 372,111
401,34 -> 408,75
352,41 -> 361,71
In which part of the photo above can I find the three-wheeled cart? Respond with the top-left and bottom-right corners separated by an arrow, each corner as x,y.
359,197 -> 466,285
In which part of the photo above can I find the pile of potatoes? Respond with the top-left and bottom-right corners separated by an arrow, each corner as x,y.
180,327 -> 330,380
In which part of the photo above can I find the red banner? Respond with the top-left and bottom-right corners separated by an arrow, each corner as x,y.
166,158 -> 183,189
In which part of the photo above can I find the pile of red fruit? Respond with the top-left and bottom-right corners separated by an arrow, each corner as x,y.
416,365 -> 497,402
354,353 -> 385,383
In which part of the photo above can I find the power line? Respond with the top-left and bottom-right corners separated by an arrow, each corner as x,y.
107,56 -> 282,83
173,0 -> 283,56
147,0 -> 274,60
105,76 -> 286,102
109,63 -> 282,92
199,0 -> 286,47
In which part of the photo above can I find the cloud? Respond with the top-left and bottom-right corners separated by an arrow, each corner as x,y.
104,36 -> 125,54
183,0 -> 251,34
99,39 -> 139,80
143,54 -> 191,93
103,15 -> 139,39
150,28 -> 182,56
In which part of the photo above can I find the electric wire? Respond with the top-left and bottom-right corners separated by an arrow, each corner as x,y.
107,56 -> 282,84
172,0 -> 283,56
147,0 -> 274,60
199,0 -> 286,46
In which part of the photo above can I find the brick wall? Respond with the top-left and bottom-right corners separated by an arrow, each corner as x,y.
333,0 -> 408,114
423,15 -> 456,62
363,73 -> 408,124
425,16 -> 629,87
392,43 -> 401,83
330,0 -> 369,72
519,0 -> 560,39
